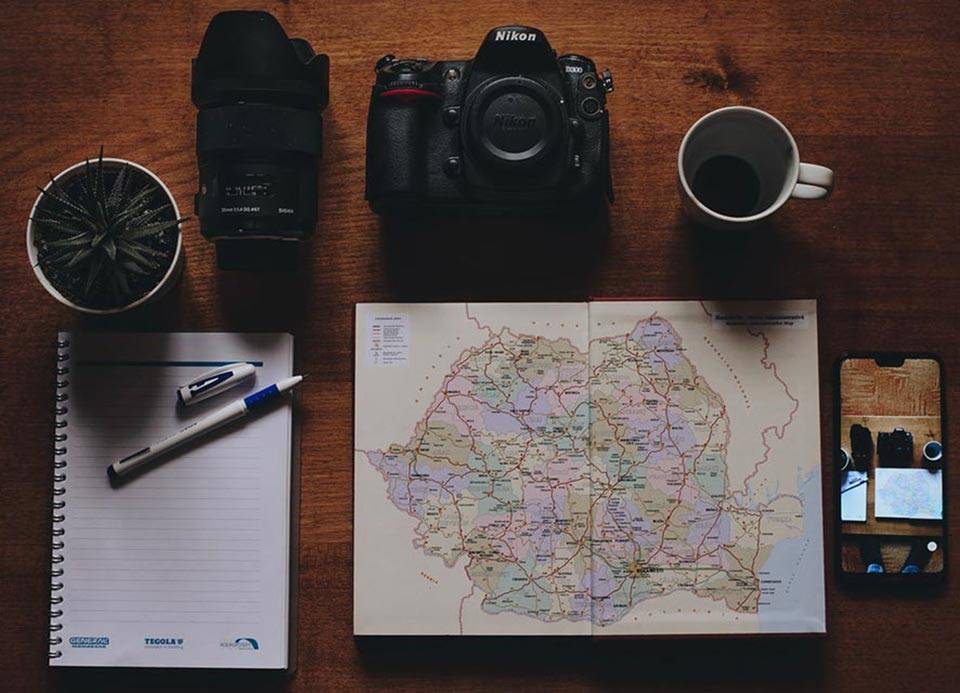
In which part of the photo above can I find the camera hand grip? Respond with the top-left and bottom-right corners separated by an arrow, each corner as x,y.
366,96 -> 429,200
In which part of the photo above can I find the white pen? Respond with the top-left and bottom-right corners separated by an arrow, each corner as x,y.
107,375 -> 303,483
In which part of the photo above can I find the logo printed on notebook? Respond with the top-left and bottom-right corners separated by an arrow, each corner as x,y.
69,636 -> 110,649
220,637 -> 260,651
144,637 -> 184,649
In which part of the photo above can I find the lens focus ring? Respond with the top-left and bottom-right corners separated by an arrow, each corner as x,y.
198,105 -> 322,156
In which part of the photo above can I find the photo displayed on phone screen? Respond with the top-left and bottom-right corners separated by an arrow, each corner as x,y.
837,355 -> 946,580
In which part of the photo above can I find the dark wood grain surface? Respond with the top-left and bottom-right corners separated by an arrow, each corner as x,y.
2,1 -> 959,690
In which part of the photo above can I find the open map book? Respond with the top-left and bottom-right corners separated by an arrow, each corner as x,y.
354,301 -> 824,635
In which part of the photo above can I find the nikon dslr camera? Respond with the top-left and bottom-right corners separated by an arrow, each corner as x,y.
365,26 -> 613,217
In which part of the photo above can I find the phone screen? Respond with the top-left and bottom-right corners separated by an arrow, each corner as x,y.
836,355 -> 946,580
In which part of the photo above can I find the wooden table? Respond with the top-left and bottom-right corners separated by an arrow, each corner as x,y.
1,1 -> 959,690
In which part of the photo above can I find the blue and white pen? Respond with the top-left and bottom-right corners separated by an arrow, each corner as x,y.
107,376 -> 303,483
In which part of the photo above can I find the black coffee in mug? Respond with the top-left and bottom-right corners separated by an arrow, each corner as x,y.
691,155 -> 760,217
678,106 -> 834,230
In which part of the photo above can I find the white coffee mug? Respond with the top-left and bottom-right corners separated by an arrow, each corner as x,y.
678,106 -> 834,229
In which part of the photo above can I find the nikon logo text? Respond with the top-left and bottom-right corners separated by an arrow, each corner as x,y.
494,114 -> 537,130
494,30 -> 536,41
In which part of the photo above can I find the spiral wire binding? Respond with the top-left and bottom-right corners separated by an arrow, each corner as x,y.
50,338 -> 70,659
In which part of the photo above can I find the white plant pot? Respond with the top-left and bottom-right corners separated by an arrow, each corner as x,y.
26,157 -> 184,315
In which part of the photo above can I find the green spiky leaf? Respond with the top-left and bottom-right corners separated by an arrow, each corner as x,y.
31,216 -> 88,236
112,263 -> 130,296
37,182 -> 95,224
66,246 -> 94,267
96,147 -> 107,211
119,238 -> 168,258
120,260 -> 151,275
83,254 -> 104,299
123,218 -> 182,241
125,202 -> 172,228
106,165 -> 128,212
117,239 -> 160,268
44,234 -> 91,249
111,186 -> 158,223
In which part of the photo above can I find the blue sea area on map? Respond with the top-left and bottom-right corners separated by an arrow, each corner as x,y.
757,469 -> 826,633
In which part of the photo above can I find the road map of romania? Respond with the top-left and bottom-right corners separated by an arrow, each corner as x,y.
362,316 -> 803,626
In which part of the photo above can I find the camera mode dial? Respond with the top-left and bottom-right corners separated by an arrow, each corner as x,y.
375,55 -> 442,100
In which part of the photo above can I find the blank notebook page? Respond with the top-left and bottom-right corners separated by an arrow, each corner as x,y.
52,332 -> 293,668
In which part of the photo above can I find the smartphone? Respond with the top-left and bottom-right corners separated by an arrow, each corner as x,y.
835,353 -> 946,583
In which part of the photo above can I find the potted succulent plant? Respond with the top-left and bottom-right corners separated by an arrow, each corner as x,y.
26,150 -> 184,314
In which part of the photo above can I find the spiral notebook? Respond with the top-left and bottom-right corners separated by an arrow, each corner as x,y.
49,332 -> 298,669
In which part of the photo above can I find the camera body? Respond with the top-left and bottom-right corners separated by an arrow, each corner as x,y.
877,428 -> 914,467
365,26 -> 613,217
192,11 -> 329,270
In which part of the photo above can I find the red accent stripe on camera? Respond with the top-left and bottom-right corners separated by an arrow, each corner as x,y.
379,88 -> 441,100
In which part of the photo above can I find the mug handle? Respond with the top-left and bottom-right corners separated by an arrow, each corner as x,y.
792,163 -> 834,199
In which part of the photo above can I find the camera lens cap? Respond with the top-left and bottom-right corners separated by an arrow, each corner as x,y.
465,76 -> 563,170
481,92 -> 547,156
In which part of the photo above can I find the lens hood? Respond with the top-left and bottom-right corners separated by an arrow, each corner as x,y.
192,10 -> 329,110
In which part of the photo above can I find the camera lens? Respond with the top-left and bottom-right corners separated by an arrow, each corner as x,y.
581,73 -> 597,90
192,11 -> 329,270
